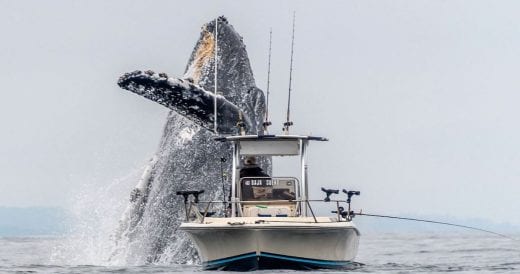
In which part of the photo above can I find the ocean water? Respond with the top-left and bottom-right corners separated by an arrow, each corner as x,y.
1,233 -> 519,273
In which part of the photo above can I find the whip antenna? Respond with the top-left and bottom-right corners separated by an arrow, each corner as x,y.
213,17 -> 219,134
262,29 -> 273,133
283,12 -> 296,134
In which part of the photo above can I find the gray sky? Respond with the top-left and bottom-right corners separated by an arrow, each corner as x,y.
1,0 -> 519,225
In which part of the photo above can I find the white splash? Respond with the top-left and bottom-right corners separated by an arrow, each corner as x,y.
50,168 -> 143,266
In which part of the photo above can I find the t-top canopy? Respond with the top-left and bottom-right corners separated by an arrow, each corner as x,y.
215,135 -> 328,156
215,134 -> 328,142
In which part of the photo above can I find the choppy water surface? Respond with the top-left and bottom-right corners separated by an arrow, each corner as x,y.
1,233 -> 519,273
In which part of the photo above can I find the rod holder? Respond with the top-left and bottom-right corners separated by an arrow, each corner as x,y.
321,187 -> 339,202
176,190 -> 205,204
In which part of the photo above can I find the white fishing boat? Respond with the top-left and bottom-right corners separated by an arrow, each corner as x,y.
178,134 -> 361,270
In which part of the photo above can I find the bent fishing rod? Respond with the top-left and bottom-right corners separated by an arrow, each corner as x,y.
320,187 -> 517,241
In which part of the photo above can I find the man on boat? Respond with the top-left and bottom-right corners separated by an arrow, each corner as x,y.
240,156 -> 270,200
240,156 -> 269,178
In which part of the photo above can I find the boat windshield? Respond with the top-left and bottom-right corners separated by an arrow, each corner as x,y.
240,177 -> 298,201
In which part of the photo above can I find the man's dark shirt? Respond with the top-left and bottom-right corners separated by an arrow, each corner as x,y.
240,166 -> 270,178
240,165 -> 270,200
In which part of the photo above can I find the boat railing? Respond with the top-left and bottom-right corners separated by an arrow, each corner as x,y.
180,199 -> 355,224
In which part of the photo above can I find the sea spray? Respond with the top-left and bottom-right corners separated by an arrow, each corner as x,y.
50,168 -> 141,265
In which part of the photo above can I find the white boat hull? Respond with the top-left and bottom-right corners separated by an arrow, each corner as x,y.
180,217 -> 360,270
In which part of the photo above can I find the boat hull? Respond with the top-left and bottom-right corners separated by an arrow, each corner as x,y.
203,251 -> 356,271
180,217 -> 360,271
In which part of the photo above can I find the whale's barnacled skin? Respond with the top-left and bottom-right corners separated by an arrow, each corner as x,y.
113,17 -> 271,264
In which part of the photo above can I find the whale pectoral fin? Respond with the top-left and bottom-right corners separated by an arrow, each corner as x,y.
118,70 -> 251,134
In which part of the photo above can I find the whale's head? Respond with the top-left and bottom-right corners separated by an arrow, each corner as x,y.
118,16 -> 265,134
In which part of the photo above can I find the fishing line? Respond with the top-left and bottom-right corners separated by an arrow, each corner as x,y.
356,212 -> 518,241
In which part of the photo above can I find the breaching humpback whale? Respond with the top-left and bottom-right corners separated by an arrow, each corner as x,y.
113,16 -> 270,264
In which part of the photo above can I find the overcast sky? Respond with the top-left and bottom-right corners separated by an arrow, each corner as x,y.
1,0 -> 519,225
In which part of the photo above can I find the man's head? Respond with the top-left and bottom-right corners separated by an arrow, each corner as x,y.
244,156 -> 257,166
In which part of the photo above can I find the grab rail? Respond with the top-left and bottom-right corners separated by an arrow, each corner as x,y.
182,199 -> 352,224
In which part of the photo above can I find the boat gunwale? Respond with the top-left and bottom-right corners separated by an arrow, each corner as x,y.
179,221 -> 361,235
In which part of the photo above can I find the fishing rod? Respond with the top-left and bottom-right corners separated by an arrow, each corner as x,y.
219,156 -> 233,217
283,12 -> 296,134
262,28 -> 273,134
220,157 -> 227,205
213,17 -> 219,135
320,188 -> 517,241
355,212 -> 517,241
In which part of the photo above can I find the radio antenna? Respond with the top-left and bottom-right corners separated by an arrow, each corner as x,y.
262,28 -> 273,134
213,17 -> 219,134
283,12 -> 296,134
